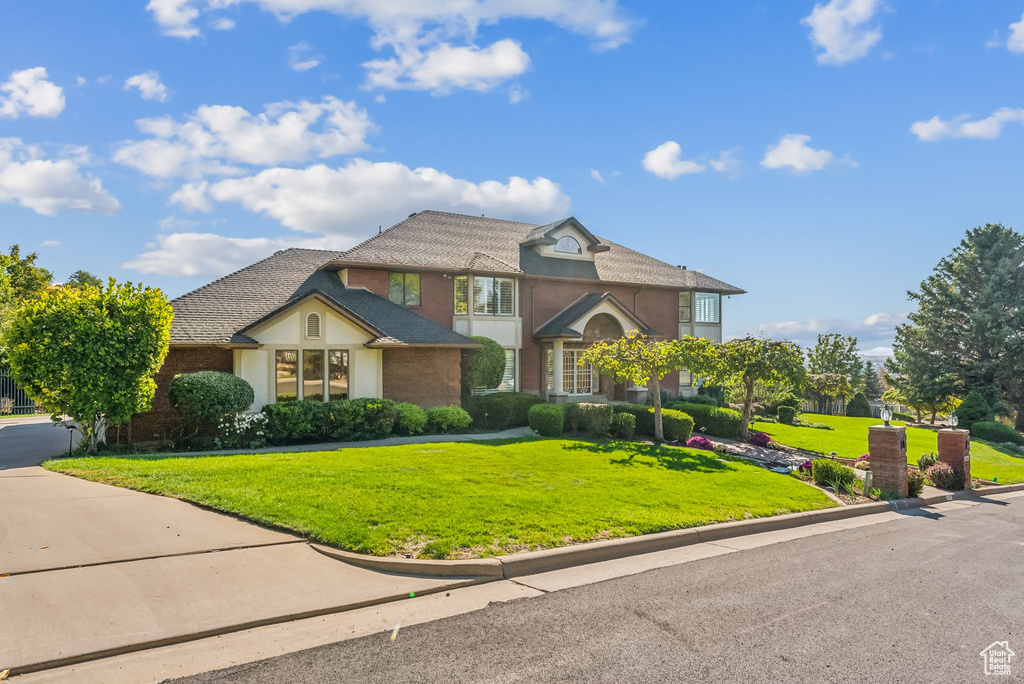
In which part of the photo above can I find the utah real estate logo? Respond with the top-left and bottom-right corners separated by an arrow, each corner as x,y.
980,641 -> 1015,676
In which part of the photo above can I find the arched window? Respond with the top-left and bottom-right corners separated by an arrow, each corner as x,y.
554,235 -> 582,254
305,312 -> 322,339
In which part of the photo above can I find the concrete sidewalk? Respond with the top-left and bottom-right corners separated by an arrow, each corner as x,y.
0,468 -> 474,675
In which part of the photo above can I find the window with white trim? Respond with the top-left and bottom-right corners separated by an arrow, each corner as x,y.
454,275 -> 469,315
554,235 -> 582,254
275,348 -> 349,402
695,292 -> 720,323
678,292 -> 691,323
305,312 -> 322,339
562,349 -> 593,395
679,368 -> 693,388
389,272 -> 420,307
473,276 -> 514,316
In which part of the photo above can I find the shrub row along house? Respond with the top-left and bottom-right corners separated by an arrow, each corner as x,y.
130,210 -> 744,441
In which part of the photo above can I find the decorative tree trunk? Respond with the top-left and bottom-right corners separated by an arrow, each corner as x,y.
651,375 -> 664,442
740,377 -> 755,439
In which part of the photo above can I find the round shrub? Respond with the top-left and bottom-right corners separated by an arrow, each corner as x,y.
394,402 -> 428,436
846,392 -> 872,418
907,469 -> 925,498
577,402 -> 613,438
464,392 -> 544,430
686,435 -> 714,451
749,431 -> 771,448
777,405 -> 797,424
665,402 -> 742,439
956,391 -> 993,431
324,398 -> 397,441
612,403 -> 654,435
528,403 -> 565,437
170,371 -> 254,426
917,452 -> 937,470
812,459 -> 856,489
461,336 -> 506,394
685,395 -> 719,407
427,405 -> 472,434
610,412 -> 635,439
777,392 -> 802,410
971,420 -> 1024,446
262,400 -> 328,445
661,408 -> 694,442
927,461 -> 965,490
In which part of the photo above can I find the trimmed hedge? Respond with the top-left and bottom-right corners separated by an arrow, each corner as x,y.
170,371 -> 254,426
777,405 -> 797,424
464,391 -> 544,430
684,394 -> 719,407
666,401 -> 743,439
610,412 -> 635,439
394,402 -> 428,436
971,420 -> 1024,446
613,403 -> 655,435
578,403 -> 613,438
662,409 -> 694,442
812,459 -> 857,489
461,336 -> 506,394
528,403 -> 564,437
262,397 -> 399,445
427,405 -> 472,434
262,400 -> 328,444
846,392 -> 872,418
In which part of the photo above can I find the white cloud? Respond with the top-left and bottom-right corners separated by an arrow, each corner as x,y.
642,141 -> 705,180
41,240 -> 61,247
0,138 -> 121,217
124,231 -> 350,278
113,96 -> 375,178
147,1 -> 635,93
170,158 -> 571,236
288,42 -> 323,72
211,17 -> 235,30
1008,13 -> 1024,52
911,108 -> 1024,141
736,312 -> 908,349
708,147 -> 743,177
761,134 -> 849,173
75,76 -> 87,87
589,169 -> 604,183
0,67 -> 66,119
374,94 -> 386,104
802,0 -> 882,65
364,39 -> 530,94
508,83 -> 529,104
124,71 -> 169,102
147,0 -> 200,38
157,214 -> 200,231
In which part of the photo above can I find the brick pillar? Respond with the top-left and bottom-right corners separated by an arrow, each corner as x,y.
869,425 -> 908,498
937,429 -> 971,487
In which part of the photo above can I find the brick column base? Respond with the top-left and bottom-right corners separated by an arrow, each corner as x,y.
869,425 -> 908,498
937,428 -> 971,487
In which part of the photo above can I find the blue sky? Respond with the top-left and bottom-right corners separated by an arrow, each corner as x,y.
2,1 -> 1023,354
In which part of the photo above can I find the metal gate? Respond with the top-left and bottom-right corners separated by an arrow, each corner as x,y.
0,368 -> 43,415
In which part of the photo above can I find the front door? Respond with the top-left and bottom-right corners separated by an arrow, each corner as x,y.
562,350 -> 594,396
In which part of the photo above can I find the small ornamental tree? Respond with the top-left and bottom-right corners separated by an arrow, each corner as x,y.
460,336 -> 506,396
582,331 -> 718,441
2,279 -> 173,453
712,336 -> 804,439
806,373 -> 853,414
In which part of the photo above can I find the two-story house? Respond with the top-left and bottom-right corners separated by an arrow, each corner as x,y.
130,210 -> 744,441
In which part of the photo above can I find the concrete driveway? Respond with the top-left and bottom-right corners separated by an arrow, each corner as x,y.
0,466 -> 471,675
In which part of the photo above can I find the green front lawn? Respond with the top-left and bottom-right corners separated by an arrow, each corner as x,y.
44,438 -> 835,559
753,414 -> 1024,484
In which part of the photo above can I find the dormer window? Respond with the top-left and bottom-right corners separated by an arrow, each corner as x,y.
554,236 -> 582,254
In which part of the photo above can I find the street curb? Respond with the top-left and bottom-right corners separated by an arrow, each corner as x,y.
314,482 -> 1024,580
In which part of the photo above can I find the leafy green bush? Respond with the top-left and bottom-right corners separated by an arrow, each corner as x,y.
684,394 -> 719,406
812,459 -> 856,489
777,392 -> 802,409
610,412 -> 635,439
907,469 -> 925,498
662,409 -> 694,442
845,392 -> 872,418
170,371 -> 254,426
577,403 -> 613,438
927,461 -> 965,490
262,400 -> 328,444
324,398 -> 398,441
777,405 -> 797,424
893,411 -> 915,422
917,452 -> 937,470
464,392 -> 544,430
956,391 -> 993,430
971,420 -> 1024,446
697,383 -> 729,406
461,337 -> 506,394
613,403 -> 655,435
427,405 -> 472,433
214,412 -> 269,450
528,403 -> 564,437
394,402 -> 428,436
666,402 -> 742,439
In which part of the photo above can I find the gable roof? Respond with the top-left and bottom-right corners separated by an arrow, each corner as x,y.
169,249 -> 476,347
331,210 -> 744,294
534,292 -> 658,338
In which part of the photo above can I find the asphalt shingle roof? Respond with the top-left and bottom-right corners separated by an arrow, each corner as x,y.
337,210 -> 745,294
534,292 -> 658,338
170,249 -> 474,346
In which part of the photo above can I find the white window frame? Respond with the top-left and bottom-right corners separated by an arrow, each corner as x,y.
472,276 -> 515,317
275,348 -> 350,402
554,235 -> 582,254
562,349 -> 594,396
695,292 -> 720,324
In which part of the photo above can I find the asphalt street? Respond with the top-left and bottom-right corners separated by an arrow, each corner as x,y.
176,493 -> 1024,684
0,417 -> 76,469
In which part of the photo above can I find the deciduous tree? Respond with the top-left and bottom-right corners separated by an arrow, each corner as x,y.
712,337 -> 804,439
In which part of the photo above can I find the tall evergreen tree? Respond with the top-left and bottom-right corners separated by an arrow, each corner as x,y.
897,223 -> 1024,429
862,360 -> 883,400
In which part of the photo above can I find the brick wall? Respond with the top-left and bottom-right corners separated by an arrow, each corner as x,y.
868,425 -> 908,497
346,267 -> 454,329
113,346 -> 234,444
382,347 -> 461,408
